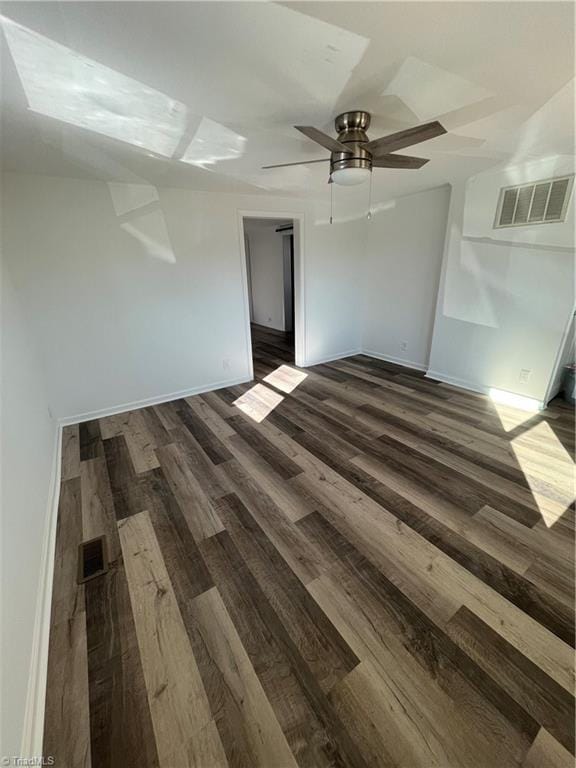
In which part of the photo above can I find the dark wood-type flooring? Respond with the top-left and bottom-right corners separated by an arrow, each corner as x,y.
45,326 -> 575,767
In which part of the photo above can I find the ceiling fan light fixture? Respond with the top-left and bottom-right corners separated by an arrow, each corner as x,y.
331,167 -> 371,186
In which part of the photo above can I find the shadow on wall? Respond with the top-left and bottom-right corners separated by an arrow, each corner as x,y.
107,182 -> 176,264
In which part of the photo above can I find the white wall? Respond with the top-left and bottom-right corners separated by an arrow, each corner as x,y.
282,235 -> 293,333
428,171 -> 575,403
2,173 -> 365,421
362,186 -> 451,369
1,263 -> 57,755
244,219 -> 287,331
304,201 -> 366,364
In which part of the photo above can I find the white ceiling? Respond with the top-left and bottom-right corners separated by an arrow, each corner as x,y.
1,1 -> 574,201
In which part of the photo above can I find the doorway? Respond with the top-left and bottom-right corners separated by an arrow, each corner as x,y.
240,213 -> 303,373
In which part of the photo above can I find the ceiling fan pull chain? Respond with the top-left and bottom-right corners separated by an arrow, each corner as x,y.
367,170 -> 373,220
330,180 -> 334,225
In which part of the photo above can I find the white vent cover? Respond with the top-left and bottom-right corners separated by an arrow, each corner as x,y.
494,175 -> 574,229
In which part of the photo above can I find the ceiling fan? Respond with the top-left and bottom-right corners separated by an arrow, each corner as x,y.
262,111 -> 447,185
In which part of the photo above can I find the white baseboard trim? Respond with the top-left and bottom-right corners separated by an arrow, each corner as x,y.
58,375 -> 251,426
425,369 -> 545,409
361,348 -> 428,372
303,348 -> 361,367
425,369 -> 489,394
20,422 -> 62,759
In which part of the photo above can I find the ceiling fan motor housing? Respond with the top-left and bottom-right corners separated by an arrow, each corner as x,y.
331,110 -> 373,173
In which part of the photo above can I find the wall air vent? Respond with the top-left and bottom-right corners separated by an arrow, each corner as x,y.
494,175 -> 574,229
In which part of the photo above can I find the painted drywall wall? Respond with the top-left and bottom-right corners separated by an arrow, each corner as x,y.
282,235 -> 294,333
1,264 -> 57,755
429,175 -> 575,403
244,219 -> 288,331
2,173 -> 365,420
303,200 -> 366,364
362,186 -> 451,369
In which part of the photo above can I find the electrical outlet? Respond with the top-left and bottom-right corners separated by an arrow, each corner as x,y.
400,341 -> 408,352
519,368 -> 532,383
223,358 -> 231,371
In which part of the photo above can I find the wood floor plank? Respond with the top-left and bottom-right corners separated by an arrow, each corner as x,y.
217,458 -> 326,584
355,431 -> 542,527
523,728 -> 574,768
79,419 -> 104,460
118,511 -> 228,767
214,492 -> 359,693
185,393 -> 237,440
99,411 -> 131,440
81,456 -> 159,767
446,606 -> 575,754
43,478 -> 91,767
329,659 -> 491,768
140,405 -> 174,447
189,587 -> 298,768
85,563 -> 160,768
178,399 -> 234,464
81,456 -> 121,560
170,425 -> 232,501
61,423 -> 81,480
121,409 -> 160,473
102,434 -> 141,520
139,478 -> 294,767
157,441 -> 224,541
139,466 -> 214,598
227,414 -> 303,479
199,530 -> 369,768
223,433 -> 311,523
346,451 -> 536,574
153,400 -> 184,431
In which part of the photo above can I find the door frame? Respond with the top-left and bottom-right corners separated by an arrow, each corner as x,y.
237,210 -> 306,377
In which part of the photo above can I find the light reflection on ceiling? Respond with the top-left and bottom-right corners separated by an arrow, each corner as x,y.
1,15 -> 188,158
180,117 -> 246,169
1,14 -> 246,171
382,57 -> 493,123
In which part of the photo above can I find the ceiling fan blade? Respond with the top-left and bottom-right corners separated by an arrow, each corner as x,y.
372,154 -> 430,169
295,126 -> 352,154
366,121 -> 446,157
262,158 -> 329,169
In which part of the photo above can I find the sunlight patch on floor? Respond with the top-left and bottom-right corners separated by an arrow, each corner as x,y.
511,420 -> 575,527
263,365 -> 308,394
233,383 -> 284,423
489,388 -> 540,432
